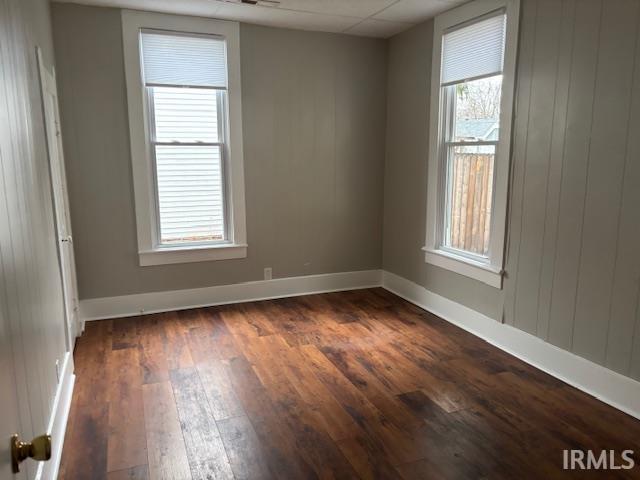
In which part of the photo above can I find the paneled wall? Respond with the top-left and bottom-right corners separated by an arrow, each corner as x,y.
383,0 -> 640,381
0,0 -> 68,476
51,4 -> 387,299
505,0 -> 640,378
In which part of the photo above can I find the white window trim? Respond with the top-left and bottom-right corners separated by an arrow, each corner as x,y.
122,10 -> 247,266
424,0 -> 520,289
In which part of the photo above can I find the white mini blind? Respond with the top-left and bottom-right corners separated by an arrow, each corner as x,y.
141,31 -> 227,88
441,13 -> 506,85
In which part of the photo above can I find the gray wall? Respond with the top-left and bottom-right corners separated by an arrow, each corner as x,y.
383,0 -> 640,381
51,3 -> 387,299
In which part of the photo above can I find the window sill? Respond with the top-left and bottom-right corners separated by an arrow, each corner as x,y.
139,243 -> 247,266
422,247 -> 503,289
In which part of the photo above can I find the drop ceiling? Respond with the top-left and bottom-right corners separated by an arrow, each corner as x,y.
50,0 -> 468,38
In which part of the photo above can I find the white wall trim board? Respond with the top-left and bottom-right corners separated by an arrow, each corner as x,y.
35,351 -> 75,480
381,270 -> 640,421
80,269 -> 383,321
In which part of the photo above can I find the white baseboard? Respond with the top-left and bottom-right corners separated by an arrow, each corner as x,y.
382,270 -> 640,420
36,351 -> 75,480
80,269 -> 383,321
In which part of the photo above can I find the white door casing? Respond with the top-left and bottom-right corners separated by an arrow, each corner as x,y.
37,48 -> 81,345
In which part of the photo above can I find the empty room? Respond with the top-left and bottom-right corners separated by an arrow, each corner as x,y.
2,0 -> 640,478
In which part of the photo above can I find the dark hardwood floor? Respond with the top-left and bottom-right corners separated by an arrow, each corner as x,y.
59,288 -> 640,479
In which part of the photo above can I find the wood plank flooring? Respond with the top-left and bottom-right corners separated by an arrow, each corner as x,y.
59,288 -> 640,479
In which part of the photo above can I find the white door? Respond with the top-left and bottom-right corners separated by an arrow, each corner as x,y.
37,48 -> 81,344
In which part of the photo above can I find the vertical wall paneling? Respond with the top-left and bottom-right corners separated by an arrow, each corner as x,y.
502,0 -> 538,326
535,0 -> 576,341
271,32 -> 302,276
546,0 -> 602,351
504,0 -> 640,375
571,0 -> 639,364
512,0 -> 563,335
604,5 -> 640,375
631,297 -> 640,379
309,39 -> 338,273
0,4 -> 38,472
1,0 -> 47,440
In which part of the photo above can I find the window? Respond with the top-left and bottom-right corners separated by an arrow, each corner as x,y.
424,0 -> 519,288
122,11 -> 246,266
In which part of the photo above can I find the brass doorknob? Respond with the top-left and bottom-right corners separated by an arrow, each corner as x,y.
11,433 -> 51,473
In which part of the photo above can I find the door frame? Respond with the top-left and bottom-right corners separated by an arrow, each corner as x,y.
36,47 -> 80,347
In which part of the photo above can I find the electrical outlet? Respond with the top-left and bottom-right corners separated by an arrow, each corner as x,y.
264,267 -> 272,280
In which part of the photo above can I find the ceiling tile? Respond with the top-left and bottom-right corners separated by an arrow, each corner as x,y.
275,0 -> 397,18
215,2 -> 359,33
53,0 -> 221,18
51,0 -> 466,37
344,18 -> 413,38
374,0 -> 465,24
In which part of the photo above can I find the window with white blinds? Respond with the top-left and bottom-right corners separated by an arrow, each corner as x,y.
141,30 -> 228,245
436,12 -> 507,262
424,0 -> 519,288
141,32 -> 227,87
441,12 -> 506,86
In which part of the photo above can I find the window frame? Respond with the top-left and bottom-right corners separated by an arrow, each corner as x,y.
441,78 -> 500,259
146,85 -> 228,246
122,10 -> 247,266
423,0 -> 520,289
